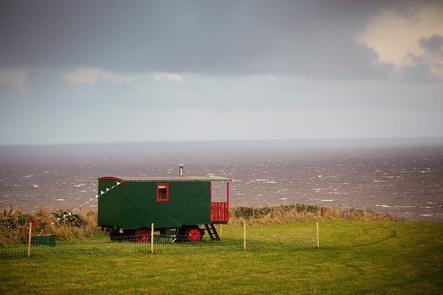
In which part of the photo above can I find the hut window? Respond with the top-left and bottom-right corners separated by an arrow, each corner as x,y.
156,183 -> 170,203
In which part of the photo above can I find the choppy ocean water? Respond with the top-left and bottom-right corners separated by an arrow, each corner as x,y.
1,139 -> 442,220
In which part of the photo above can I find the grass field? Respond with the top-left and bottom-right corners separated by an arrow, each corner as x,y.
1,221 -> 442,294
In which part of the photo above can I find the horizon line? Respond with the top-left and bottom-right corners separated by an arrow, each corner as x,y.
1,136 -> 443,147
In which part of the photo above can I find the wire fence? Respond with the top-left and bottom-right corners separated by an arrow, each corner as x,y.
0,223 -> 319,258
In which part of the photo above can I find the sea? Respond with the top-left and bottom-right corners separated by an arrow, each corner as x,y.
1,139 -> 442,221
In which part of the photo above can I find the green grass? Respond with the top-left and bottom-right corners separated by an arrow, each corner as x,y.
1,221 -> 442,294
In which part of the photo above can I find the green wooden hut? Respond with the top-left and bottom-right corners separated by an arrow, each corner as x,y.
97,174 -> 231,242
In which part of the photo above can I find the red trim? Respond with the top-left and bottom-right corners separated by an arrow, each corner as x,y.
98,176 -> 122,182
209,181 -> 212,203
156,183 -> 170,203
226,181 -> 231,215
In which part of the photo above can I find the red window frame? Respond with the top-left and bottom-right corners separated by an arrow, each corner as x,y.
156,183 -> 170,203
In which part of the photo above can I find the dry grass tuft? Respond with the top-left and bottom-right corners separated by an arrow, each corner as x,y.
230,204 -> 397,225
0,207 -> 101,246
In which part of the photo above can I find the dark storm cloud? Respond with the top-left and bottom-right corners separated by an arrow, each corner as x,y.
399,34 -> 443,83
419,34 -> 443,55
0,0 -> 415,79
0,0 -> 442,144
400,54 -> 440,83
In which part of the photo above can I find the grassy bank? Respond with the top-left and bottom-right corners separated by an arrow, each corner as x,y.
1,204 -> 395,245
230,204 -> 396,224
1,221 -> 442,294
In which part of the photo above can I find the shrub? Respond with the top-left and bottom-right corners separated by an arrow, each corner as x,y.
0,207 -> 101,246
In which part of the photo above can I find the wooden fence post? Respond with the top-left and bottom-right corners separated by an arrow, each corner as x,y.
316,222 -> 320,249
151,223 -> 154,255
27,222 -> 32,258
243,221 -> 247,251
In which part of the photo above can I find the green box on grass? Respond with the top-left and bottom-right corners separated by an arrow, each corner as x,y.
31,234 -> 56,246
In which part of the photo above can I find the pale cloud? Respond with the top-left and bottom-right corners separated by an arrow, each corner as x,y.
0,68 -> 27,91
357,2 -> 443,68
62,67 -> 135,85
152,72 -> 184,82
266,75 -> 277,82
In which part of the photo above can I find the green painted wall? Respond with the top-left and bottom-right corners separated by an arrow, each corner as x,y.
98,181 -> 211,229
98,184 -> 123,228
98,180 -> 118,194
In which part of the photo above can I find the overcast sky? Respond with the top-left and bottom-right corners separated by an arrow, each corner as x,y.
0,0 -> 442,145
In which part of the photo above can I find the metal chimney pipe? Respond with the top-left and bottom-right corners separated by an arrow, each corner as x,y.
179,164 -> 184,176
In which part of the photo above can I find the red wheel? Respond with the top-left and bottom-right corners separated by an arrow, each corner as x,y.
187,228 -> 203,242
136,229 -> 150,243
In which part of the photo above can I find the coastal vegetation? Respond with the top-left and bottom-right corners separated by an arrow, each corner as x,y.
1,204 -> 395,245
